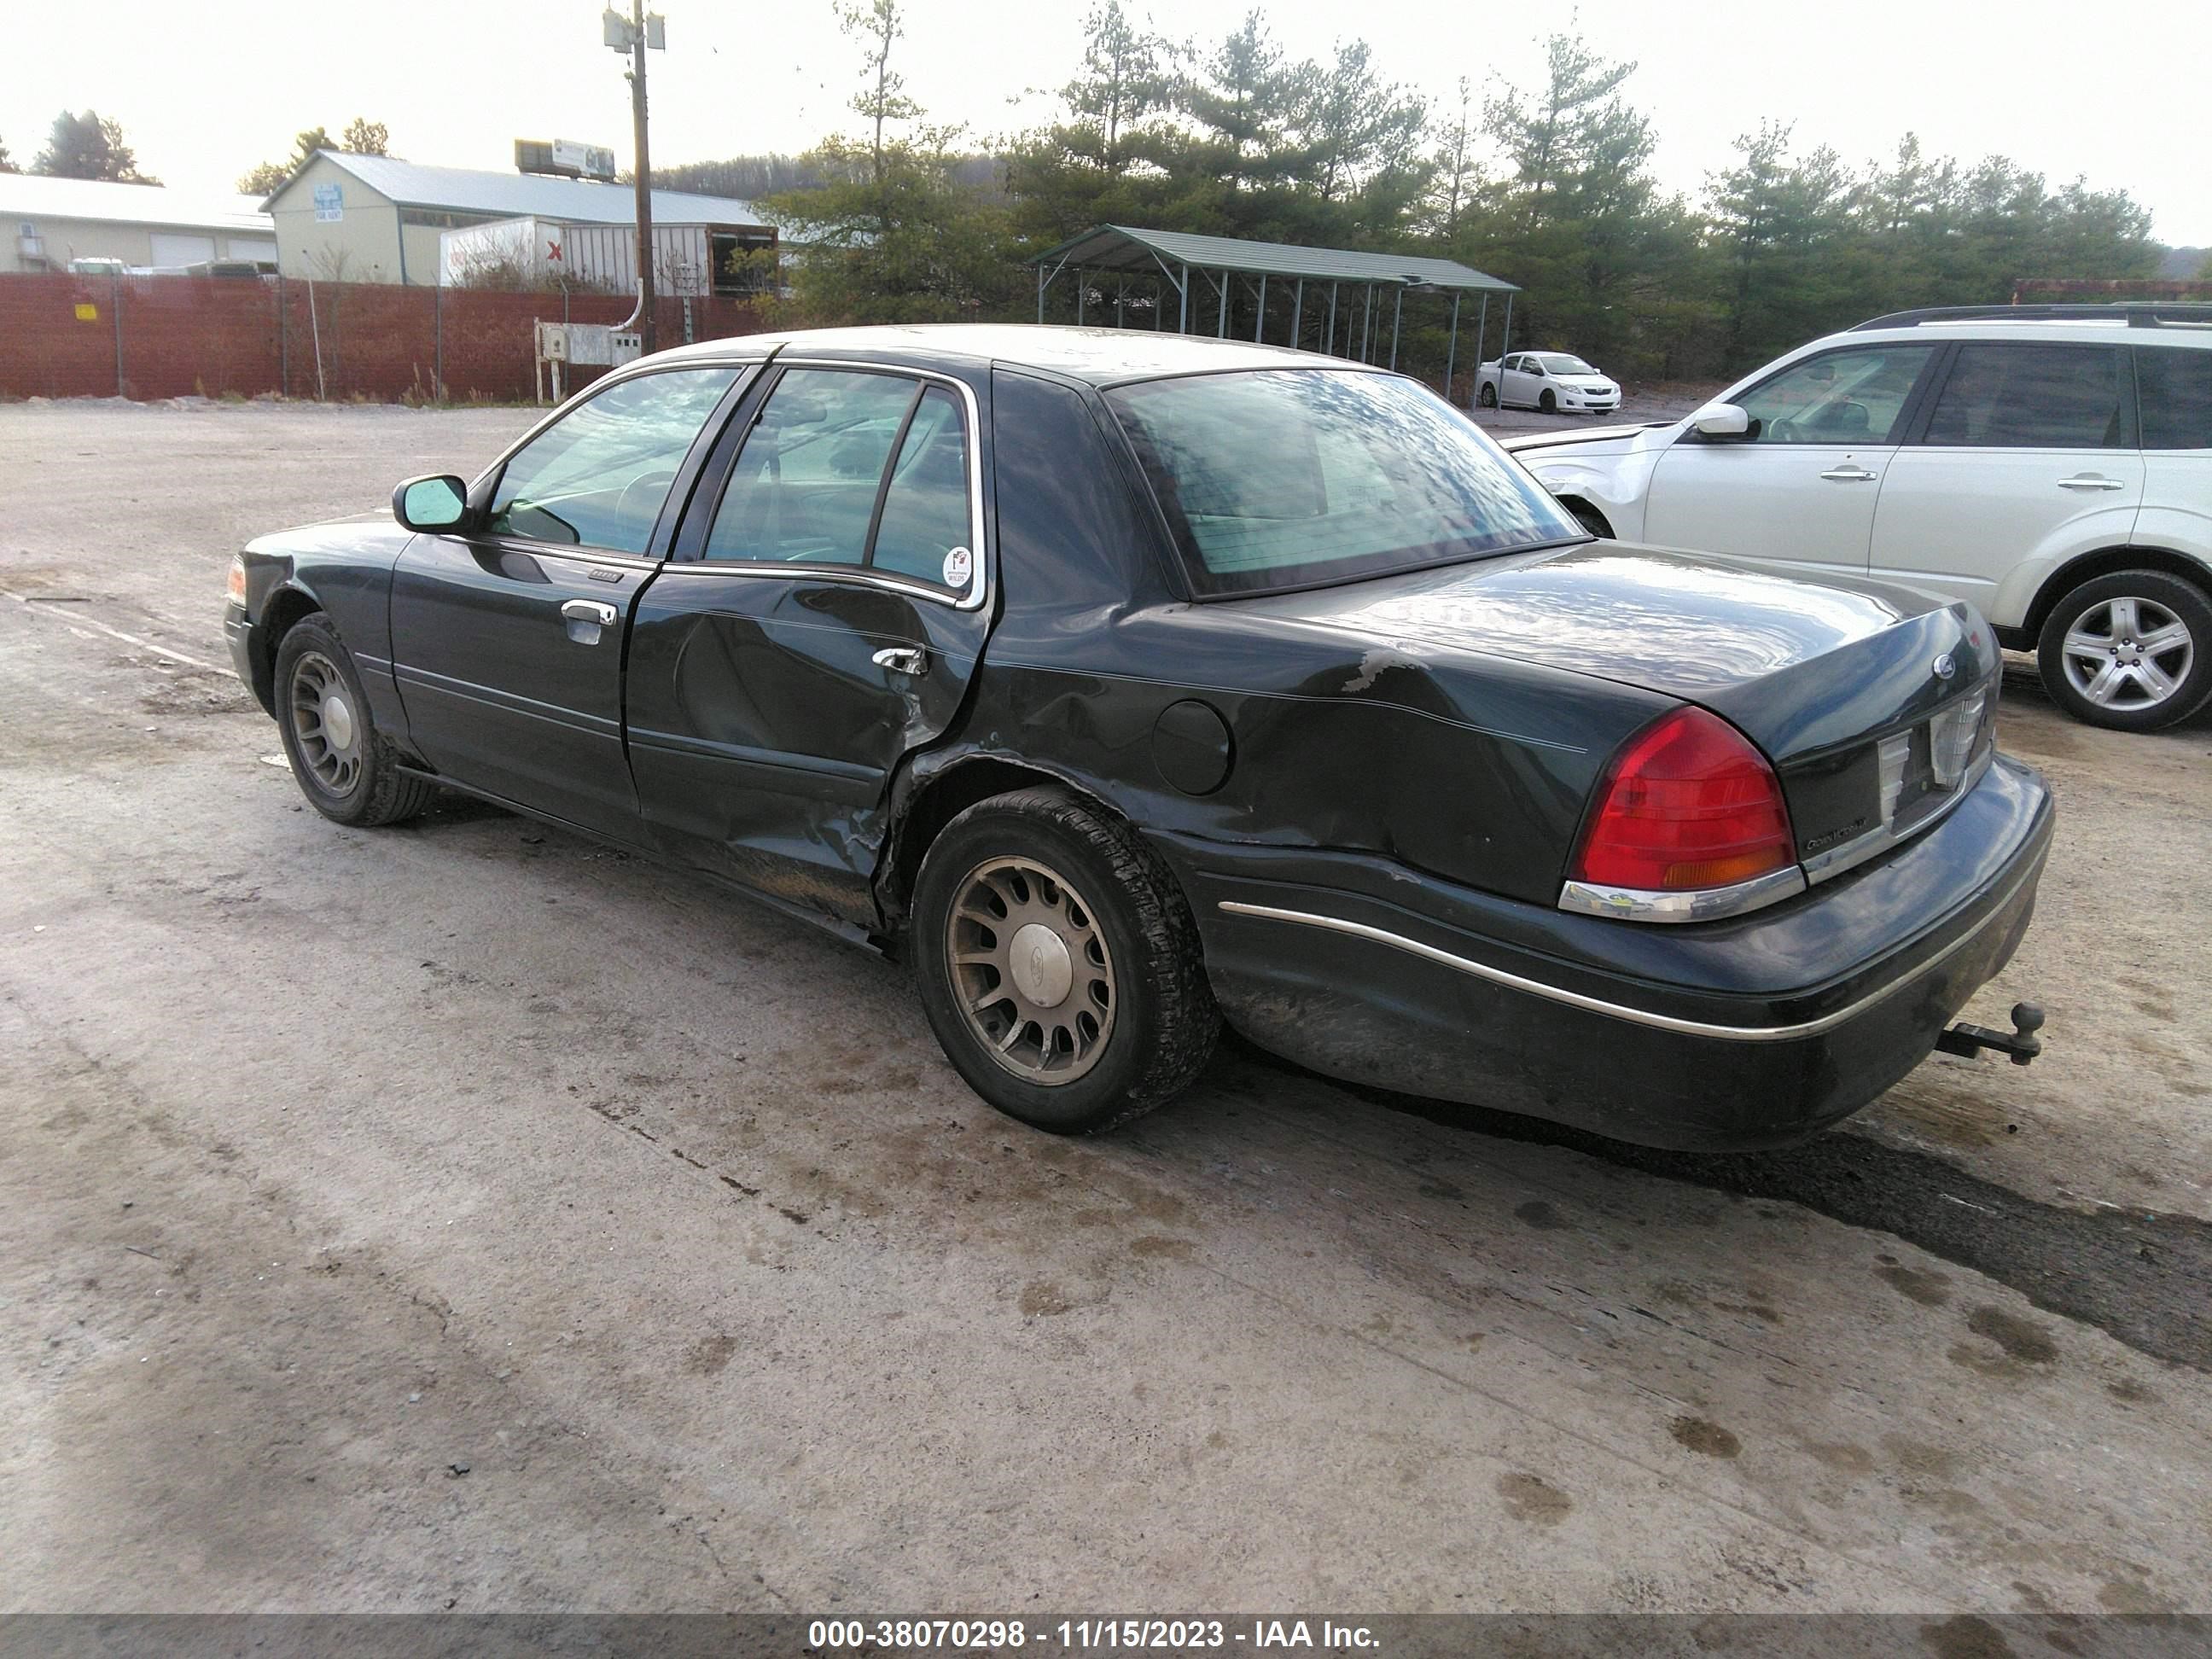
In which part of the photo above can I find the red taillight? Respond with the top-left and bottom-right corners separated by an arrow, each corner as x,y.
1570,707 -> 1796,892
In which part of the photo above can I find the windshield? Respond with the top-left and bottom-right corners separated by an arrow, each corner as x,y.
1105,370 -> 1582,597
1538,354 -> 1598,375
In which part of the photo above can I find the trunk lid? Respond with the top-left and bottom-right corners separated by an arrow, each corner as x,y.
1237,542 -> 2003,872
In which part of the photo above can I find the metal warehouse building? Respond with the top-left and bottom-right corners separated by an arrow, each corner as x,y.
259,151 -> 771,288
2,175 -> 276,274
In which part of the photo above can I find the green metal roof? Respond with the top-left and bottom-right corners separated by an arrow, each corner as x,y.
1029,224 -> 1516,294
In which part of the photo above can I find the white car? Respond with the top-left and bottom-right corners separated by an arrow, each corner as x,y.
1505,304 -> 2212,730
1476,352 -> 1620,415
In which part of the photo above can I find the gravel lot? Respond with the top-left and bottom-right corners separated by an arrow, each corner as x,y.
2,399 -> 2208,1616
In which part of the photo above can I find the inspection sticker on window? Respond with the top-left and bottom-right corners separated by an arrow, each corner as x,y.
943,546 -> 974,589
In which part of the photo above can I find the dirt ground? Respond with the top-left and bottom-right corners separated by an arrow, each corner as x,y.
1,399 -> 2208,1616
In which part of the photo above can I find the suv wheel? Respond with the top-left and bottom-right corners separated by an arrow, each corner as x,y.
2037,570 -> 2212,731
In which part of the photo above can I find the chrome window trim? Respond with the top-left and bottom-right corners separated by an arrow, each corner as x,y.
1557,863 -> 1807,923
678,358 -> 989,613
1220,859 -> 2039,1043
652,558 -> 982,612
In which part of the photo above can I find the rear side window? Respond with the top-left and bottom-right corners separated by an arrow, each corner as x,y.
2136,346 -> 2212,450
870,387 -> 973,584
701,368 -> 975,592
704,368 -> 916,567
1922,344 -> 2127,449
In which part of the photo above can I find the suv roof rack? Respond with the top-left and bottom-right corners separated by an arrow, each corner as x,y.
1852,303 -> 2212,331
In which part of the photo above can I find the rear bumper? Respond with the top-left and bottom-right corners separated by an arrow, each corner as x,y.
1155,755 -> 2053,1150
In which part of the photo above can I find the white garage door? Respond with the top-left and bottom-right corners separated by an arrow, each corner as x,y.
149,232 -> 216,268
226,237 -> 277,263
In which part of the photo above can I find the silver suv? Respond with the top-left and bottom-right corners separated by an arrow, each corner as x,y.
1506,305 -> 2212,730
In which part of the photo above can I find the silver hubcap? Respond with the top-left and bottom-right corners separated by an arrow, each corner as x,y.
947,855 -> 1115,1085
288,651 -> 364,795
2061,596 -> 2195,711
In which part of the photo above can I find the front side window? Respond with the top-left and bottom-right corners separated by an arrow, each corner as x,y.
1736,346 -> 1933,445
486,368 -> 740,553
1106,369 -> 1580,597
1922,343 -> 2127,449
2136,346 -> 2212,450
703,369 -> 972,588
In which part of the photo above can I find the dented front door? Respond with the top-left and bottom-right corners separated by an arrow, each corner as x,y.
623,362 -> 993,926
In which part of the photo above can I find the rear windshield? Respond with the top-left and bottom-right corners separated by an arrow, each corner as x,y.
1105,369 -> 1582,597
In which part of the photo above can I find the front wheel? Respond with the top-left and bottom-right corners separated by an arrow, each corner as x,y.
1539,388 -> 1557,414
274,614 -> 439,824
2036,570 -> 2212,731
1477,382 -> 1498,408
911,789 -> 1218,1134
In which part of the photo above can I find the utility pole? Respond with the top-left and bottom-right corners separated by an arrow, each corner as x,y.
605,5 -> 667,352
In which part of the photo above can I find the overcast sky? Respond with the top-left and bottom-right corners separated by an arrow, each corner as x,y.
12,0 -> 2209,245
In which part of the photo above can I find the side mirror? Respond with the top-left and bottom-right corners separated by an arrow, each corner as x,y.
393,474 -> 471,533
1688,403 -> 1752,440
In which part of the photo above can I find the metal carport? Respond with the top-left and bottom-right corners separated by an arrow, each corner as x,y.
1027,224 -> 1519,404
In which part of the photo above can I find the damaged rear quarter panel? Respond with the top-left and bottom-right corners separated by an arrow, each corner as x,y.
953,369 -> 1675,911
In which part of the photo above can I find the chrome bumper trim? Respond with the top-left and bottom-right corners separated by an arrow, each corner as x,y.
1217,859 -> 2039,1042
1557,862 -> 1806,923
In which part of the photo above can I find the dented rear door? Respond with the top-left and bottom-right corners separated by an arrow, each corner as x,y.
624,360 -> 993,926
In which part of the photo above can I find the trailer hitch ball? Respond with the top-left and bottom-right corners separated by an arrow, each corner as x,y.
1935,1001 -> 2046,1066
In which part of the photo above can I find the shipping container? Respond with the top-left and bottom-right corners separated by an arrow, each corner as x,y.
439,216 -> 776,298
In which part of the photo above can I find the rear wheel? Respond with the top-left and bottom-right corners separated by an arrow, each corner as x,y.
911,788 -> 1217,1134
1477,382 -> 1498,408
274,614 -> 438,824
2036,570 -> 2212,731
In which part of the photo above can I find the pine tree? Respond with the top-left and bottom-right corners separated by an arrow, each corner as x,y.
33,111 -> 159,184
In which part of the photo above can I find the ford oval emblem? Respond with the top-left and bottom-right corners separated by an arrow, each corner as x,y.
1932,652 -> 1957,681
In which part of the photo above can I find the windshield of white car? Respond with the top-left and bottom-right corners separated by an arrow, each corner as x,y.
1537,354 -> 1598,375
1106,369 -> 1586,597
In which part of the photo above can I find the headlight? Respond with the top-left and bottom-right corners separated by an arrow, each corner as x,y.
226,556 -> 247,605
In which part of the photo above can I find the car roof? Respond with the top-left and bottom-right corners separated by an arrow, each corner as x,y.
1820,319 -> 2212,351
651,323 -> 1339,384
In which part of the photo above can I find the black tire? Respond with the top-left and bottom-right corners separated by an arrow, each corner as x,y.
1539,388 -> 1557,414
2035,569 -> 2212,732
1563,499 -> 1615,538
1477,382 -> 1498,408
273,613 -> 439,825
911,787 -> 1218,1134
